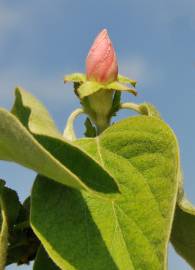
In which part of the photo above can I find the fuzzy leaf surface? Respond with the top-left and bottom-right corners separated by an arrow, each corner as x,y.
0,89 -> 118,193
31,115 -> 179,270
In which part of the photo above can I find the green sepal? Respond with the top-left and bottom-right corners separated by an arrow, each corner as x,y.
64,73 -> 137,89
77,81 -> 103,98
64,73 -> 86,83
77,80 -> 137,99
106,81 -> 137,96
118,74 -> 137,87
64,73 -> 137,98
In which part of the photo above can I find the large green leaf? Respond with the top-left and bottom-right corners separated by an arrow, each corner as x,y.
31,115 -> 179,270
0,88 -> 118,193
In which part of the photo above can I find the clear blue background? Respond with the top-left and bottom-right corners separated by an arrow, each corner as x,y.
0,0 -> 194,269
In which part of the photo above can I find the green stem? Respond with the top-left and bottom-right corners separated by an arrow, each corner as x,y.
95,102 -> 142,134
119,102 -> 142,114
0,207 -> 8,270
63,108 -> 84,141
96,117 -> 110,135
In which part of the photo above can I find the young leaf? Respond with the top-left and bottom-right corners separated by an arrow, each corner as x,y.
0,108 -> 118,193
33,246 -> 60,270
31,115 -> 179,270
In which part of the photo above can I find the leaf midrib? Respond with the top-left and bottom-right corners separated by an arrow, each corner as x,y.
94,137 -> 164,268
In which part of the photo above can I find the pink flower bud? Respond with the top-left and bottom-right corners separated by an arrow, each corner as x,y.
86,29 -> 118,84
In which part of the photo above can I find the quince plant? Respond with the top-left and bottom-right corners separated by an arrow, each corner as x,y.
0,29 -> 194,270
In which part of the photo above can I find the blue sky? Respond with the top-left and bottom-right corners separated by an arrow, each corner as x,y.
0,0 -> 195,269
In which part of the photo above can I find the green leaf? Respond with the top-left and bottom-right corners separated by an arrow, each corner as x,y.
118,74 -> 137,87
31,115 -> 179,270
7,227 -> 39,266
0,180 -> 20,229
0,108 -> 118,193
171,205 -> 195,269
33,246 -> 60,270
12,87 -> 61,138
64,73 -> 86,83
7,196 -> 39,266
106,82 -> 137,96
84,117 -> 96,138
0,197 -> 8,270
0,88 -> 118,193
170,171 -> 195,268
77,81 -> 103,98
0,181 -> 21,269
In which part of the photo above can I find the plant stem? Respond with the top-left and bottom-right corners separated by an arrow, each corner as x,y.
63,108 -> 84,141
96,117 -> 110,135
119,102 -> 142,114
87,90 -> 113,135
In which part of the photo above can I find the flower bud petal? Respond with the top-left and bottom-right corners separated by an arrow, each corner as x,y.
86,29 -> 118,84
